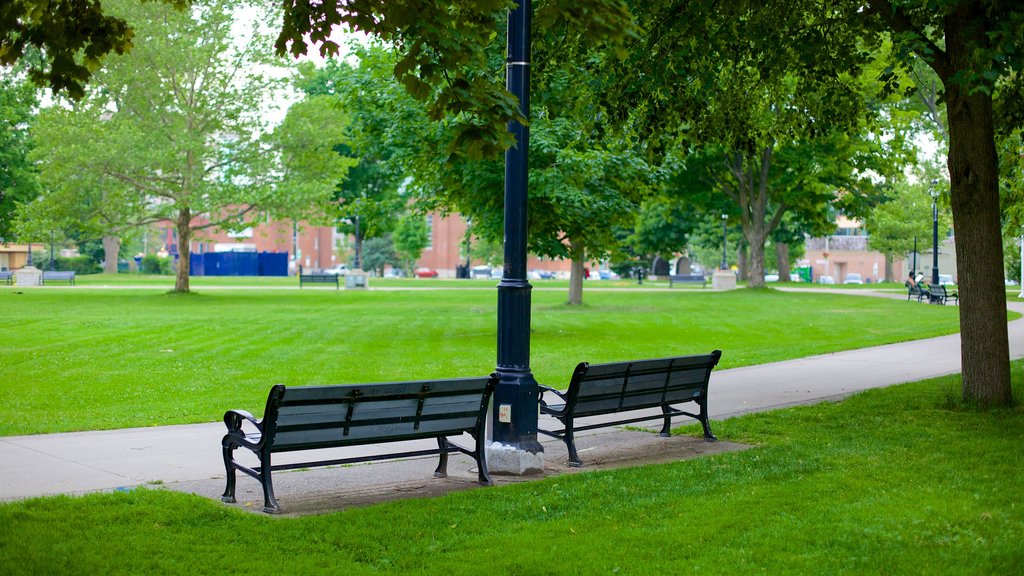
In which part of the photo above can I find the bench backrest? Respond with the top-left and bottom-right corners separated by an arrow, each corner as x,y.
0,271 -> 12,279
262,376 -> 496,453
565,351 -> 722,418
671,274 -> 704,282
42,271 -> 74,279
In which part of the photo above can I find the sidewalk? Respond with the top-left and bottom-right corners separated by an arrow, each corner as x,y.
2,293 -> 1021,507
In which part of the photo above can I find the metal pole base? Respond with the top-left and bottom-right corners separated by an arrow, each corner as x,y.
487,367 -> 544,475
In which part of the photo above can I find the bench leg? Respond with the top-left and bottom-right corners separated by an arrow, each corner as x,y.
563,419 -> 583,467
221,444 -> 237,503
659,405 -> 673,437
473,432 -> 493,486
697,397 -> 717,442
434,437 -> 449,478
259,454 -> 280,514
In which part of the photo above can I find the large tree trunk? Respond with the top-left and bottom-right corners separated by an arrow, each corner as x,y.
567,243 -> 584,305
775,242 -> 791,283
102,235 -> 120,274
943,20 -> 1011,406
174,209 -> 191,293
884,254 -> 895,284
737,244 -> 748,282
747,234 -> 767,288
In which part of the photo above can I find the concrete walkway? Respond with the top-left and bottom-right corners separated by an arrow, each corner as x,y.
2,291 -> 1021,505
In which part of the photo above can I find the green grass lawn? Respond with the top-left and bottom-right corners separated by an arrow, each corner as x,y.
1,365 -> 1021,575
0,288 -> 976,435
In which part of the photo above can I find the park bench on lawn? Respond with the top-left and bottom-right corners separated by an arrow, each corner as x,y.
669,274 -> 706,288
906,282 -> 928,302
0,271 -> 11,285
41,271 -> 75,285
928,284 -> 958,305
221,375 -> 496,513
538,350 -> 722,467
299,273 -> 339,289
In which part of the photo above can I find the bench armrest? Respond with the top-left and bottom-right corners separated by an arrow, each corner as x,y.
223,409 -> 262,434
537,384 -> 567,405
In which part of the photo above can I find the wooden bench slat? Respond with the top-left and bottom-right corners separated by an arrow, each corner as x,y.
273,416 -> 480,448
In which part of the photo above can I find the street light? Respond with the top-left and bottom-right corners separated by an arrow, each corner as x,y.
490,0 -> 543,472
930,180 -> 940,288
911,236 -> 917,281
720,214 -> 728,271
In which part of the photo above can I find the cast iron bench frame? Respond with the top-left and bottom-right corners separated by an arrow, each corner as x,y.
299,273 -> 339,289
221,375 -> 497,513
41,271 -> 75,285
669,274 -> 707,288
538,350 -> 722,467
0,271 -> 11,285
928,283 -> 958,305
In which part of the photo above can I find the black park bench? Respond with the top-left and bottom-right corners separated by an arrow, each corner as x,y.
538,351 -> 722,467
299,273 -> 339,289
669,274 -> 706,288
221,375 -> 497,513
0,271 -> 12,285
906,282 -> 927,302
928,283 -> 958,305
41,271 -> 75,285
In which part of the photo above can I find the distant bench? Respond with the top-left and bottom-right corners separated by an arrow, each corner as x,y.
928,284 -> 958,305
41,271 -> 75,285
906,282 -> 927,302
538,351 -> 722,467
669,274 -> 706,288
221,375 -> 496,513
0,271 -> 11,285
299,273 -> 339,289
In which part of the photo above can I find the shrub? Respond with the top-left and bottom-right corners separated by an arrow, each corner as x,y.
140,254 -> 173,275
32,253 -> 101,275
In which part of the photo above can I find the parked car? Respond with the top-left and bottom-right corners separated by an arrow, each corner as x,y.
938,274 -> 956,286
415,267 -> 438,278
790,273 -> 802,282
843,273 -> 864,285
323,264 -> 347,275
818,275 -> 836,285
384,268 -> 404,278
764,274 -> 780,282
528,269 -> 555,280
471,265 -> 492,278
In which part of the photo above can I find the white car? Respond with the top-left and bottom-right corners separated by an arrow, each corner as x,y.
818,275 -> 835,285
323,264 -> 347,275
843,273 -> 863,285
764,274 -> 779,282
938,274 -> 956,286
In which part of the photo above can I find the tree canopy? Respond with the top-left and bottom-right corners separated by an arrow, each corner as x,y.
21,0 -> 351,292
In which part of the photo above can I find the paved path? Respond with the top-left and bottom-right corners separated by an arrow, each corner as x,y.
2,292 -> 1021,502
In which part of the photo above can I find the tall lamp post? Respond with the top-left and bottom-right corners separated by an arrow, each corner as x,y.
912,236 -> 917,280
720,214 -> 728,270
930,180 -> 940,289
489,0 -> 543,473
